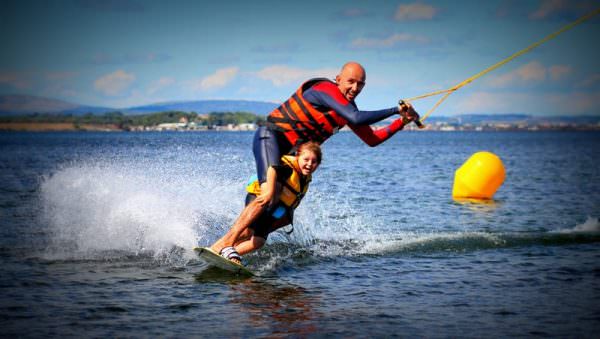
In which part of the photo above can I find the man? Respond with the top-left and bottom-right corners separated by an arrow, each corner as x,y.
211,61 -> 420,259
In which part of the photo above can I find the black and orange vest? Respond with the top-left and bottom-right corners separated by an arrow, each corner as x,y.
267,78 -> 348,146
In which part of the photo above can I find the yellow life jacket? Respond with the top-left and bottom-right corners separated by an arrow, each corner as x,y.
246,155 -> 311,210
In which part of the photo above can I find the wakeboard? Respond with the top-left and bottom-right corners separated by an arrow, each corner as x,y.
194,247 -> 253,276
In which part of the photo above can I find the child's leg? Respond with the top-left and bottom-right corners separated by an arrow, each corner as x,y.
232,228 -> 253,247
210,186 -> 282,254
235,216 -> 291,256
210,200 -> 266,253
235,236 -> 266,256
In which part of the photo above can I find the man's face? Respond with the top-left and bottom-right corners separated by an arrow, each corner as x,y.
336,66 -> 366,102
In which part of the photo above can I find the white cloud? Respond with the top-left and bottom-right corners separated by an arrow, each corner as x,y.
196,67 -> 238,91
147,77 -> 175,95
41,83 -> 79,99
40,72 -> 79,99
44,71 -> 78,81
340,8 -> 369,18
94,70 -> 135,96
529,0 -> 567,19
92,52 -> 171,65
0,72 -> 31,90
255,65 -> 338,87
351,33 -> 428,49
488,61 -> 547,87
566,91 -> 600,113
528,0 -> 594,20
459,91 -> 514,113
517,62 -> 547,81
457,90 -> 600,115
549,65 -> 572,80
542,90 -> 600,114
577,73 -> 600,88
394,3 -> 438,21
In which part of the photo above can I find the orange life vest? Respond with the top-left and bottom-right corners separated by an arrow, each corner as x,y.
267,78 -> 348,146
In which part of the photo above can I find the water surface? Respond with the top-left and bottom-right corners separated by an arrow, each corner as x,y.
1,131 -> 599,337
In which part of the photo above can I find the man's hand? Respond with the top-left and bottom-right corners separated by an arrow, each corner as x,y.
398,100 -> 423,128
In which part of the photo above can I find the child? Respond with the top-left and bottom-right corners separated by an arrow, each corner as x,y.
210,141 -> 322,264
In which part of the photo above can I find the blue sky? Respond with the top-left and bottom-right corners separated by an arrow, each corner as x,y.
1,0 -> 599,116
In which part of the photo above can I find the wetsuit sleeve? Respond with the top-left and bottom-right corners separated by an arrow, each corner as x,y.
348,118 -> 406,147
304,82 -> 399,125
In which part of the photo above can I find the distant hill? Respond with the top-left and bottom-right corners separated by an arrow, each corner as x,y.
0,95 -> 112,116
426,114 -> 600,125
426,114 -> 531,124
1,95 -> 73,114
0,94 -> 278,116
1,95 -> 598,125
124,100 -> 278,115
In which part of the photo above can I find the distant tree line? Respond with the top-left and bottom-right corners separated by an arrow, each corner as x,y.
205,112 -> 264,126
0,111 -> 265,128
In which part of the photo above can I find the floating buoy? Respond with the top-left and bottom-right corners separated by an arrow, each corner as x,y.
452,151 -> 505,200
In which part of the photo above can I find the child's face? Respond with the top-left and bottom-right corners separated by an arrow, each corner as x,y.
297,150 -> 319,176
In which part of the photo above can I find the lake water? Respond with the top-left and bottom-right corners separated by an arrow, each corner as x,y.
1,131 -> 599,337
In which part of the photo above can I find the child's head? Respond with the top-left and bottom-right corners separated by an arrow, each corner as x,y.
296,141 -> 322,176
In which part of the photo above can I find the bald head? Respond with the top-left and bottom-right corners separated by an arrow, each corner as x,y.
340,62 -> 365,77
336,62 -> 366,102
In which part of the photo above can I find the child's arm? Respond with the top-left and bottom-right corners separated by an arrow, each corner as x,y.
253,166 -> 278,207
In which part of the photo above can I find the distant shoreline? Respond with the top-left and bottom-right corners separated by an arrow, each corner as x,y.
0,122 -> 243,132
1,122 -> 599,132
0,122 -> 122,132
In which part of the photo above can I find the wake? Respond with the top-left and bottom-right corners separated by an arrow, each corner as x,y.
39,158 -> 244,262
38,157 -> 599,269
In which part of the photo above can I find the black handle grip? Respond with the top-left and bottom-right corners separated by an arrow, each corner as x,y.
414,119 -> 424,128
398,100 -> 424,128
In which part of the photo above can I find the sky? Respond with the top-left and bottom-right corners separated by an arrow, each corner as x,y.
1,0 -> 599,116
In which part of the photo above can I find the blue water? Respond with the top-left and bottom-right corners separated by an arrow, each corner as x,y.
1,131 -> 599,337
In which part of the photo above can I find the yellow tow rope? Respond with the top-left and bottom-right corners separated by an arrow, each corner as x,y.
405,7 -> 600,124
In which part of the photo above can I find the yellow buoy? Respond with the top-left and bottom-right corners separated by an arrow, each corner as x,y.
452,151 -> 505,200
